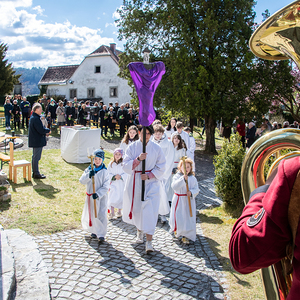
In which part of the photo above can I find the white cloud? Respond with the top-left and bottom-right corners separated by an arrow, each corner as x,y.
105,22 -> 114,28
0,2 -> 116,69
112,8 -> 121,20
32,5 -> 45,16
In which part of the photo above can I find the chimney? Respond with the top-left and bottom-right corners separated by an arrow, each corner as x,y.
110,43 -> 116,54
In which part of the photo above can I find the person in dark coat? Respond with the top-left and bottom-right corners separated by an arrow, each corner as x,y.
4,97 -> 13,130
12,99 -> 21,130
117,104 -> 127,138
78,104 -> 88,126
126,108 -> 135,130
65,101 -> 76,126
99,105 -> 108,137
108,106 -> 117,136
46,99 -> 57,126
20,96 -> 31,129
246,122 -> 256,148
28,103 -> 50,179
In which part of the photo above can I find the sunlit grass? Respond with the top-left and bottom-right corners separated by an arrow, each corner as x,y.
0,148 -> 113,235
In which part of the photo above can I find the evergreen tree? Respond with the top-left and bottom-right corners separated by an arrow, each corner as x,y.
0,42 -> 20,96
117,0 -> 257,153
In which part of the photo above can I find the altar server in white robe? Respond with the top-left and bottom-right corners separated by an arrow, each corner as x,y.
152,124 -> 175,223
171,121 -> 190,151
119,125 -> 139,154
169,158 -> 199,244
107,148 -> 126,219
122,125 -> 166,253
80,149 -> 110,242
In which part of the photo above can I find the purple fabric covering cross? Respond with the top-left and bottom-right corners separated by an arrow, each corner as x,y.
128,61 -> 165,126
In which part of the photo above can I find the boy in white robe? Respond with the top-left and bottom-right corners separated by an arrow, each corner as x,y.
169,158 -> 199,244
80,149 -> 110,242
152,124 -> 175,223
171,121 -> 190,151
122,125 -> 166,253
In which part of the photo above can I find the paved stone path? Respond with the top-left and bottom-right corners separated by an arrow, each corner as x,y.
34,177 -> 229,300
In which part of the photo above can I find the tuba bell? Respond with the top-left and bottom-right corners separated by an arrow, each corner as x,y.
248,1 -> 300,298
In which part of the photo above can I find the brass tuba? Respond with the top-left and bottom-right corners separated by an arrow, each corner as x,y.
248,1 -> 300,298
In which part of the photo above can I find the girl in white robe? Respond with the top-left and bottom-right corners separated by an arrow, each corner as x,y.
122,126 -> 166,253
119,125 -> 139,154
80,149 -> 110,242
152,124 -> 175,223
169,158 -> 199,243
107,148 -> 126,219
165,117 -> 177,140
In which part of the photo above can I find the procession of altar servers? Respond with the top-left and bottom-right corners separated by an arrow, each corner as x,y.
80,121 -> 199,252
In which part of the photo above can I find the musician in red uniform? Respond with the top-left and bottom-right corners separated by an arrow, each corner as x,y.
229,156 -> 300,299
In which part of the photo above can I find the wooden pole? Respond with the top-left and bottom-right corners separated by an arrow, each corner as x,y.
181,156 -> 193,217
89,156 -> 97,218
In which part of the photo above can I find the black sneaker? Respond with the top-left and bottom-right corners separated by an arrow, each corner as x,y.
33,174 -> 46,179
91,233 -> 97,239
99,237 -> 105,243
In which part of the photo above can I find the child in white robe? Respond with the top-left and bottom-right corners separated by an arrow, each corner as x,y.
184,127 -> 196,171
80,149 -> 110,242
152,124 -> 174,223
165,117 -> 177,140
107,148 -> 126,219
169,158 -> 199,244
119,125 -> 139,154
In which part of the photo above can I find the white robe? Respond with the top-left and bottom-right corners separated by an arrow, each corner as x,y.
169,173 -> 199,241
187,135 -> 196,162
107,161 -> 126,209
171,131 -> 191,150
122,139 -> 166,235
120,140 -> 135,155
165,127 -> 176,140
152,134 -> 175,215
80,167 -> 110,238
166,147 -> 186,202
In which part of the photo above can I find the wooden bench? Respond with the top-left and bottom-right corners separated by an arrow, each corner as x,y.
0,153 -> 10,169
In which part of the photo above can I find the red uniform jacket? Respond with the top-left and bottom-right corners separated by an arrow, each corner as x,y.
229,157 -> 300,299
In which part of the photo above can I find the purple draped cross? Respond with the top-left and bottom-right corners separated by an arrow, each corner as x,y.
128,61 -> 165,126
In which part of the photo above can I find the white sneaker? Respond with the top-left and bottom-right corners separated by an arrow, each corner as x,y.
115,211 -> 122,218
107,213 -> 114,220
146,240 -> 154,253
160,215 -> 167,223
136,229 -> 144,243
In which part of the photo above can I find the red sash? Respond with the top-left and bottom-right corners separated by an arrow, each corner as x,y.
129,169 -> 152,219
86,192 -> 93,227
174,193 -> 187,231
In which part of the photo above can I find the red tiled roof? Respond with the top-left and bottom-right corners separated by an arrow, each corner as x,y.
88,45 -> 122,64
39,65 -> 79,84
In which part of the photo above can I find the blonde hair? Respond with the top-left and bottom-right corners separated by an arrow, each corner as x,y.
177,158 -> 194,176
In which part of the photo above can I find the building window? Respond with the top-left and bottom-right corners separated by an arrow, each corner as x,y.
87,88 -> 95,98
95,66 -> 101,73
110,87 -> 118,98
70,89 -> 77,99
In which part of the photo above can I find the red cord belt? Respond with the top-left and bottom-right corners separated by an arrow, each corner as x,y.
174,193 -> 187,231
129,170 -> 152,219
86,192 -> 93,227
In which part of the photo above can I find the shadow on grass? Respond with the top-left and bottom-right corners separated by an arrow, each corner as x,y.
198,212 -> 223,224
33,181 -> 61,199
10,180 -> 33,192
0,198 -> 11,211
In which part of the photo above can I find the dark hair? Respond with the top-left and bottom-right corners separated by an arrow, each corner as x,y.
184,127 -> 191,132
138,125 -> 154,135
172,134 -> 184,150
176,121 -> 184,129
122,125 -> 139,144
166,118 -> 177,131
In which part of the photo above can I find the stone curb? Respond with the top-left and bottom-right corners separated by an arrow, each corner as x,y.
5,229 -> 50,300
0,230 -> 16,300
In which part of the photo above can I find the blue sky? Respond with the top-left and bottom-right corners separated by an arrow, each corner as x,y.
0,0 -> 294,69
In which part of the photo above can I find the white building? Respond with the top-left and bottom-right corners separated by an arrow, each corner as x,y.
38,43 -> 132,105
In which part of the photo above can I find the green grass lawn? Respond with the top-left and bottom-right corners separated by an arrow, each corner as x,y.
0,148 -> 113,235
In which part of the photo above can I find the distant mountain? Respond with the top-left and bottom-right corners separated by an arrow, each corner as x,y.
14,67 -> 46,96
